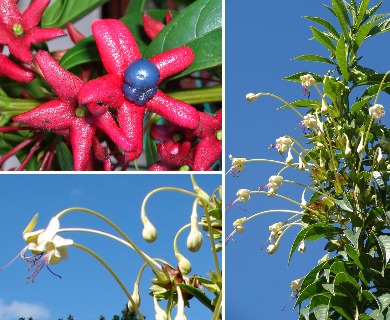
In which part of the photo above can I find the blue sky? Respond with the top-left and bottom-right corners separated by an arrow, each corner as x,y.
225,0 -> 390,319
0,173 -> 221,320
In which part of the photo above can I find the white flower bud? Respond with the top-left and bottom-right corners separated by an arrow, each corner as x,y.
377,147 -> 384,163
357,134 -> 364,154
142,220 -> 158,243
369,104 -> 385,119
298,241 -> 306,253
318,252 -> 330,265
187,229 -> 203,252
344,133 -> 351,156
285,148 -> 293,164
298,153 -> 305,171
154,296 -> 168,320
266,242 -> 279,254
127,282 -> 141,312
176,253 -> 192,275
321,99 -> 328,114
246,92 -> 262,102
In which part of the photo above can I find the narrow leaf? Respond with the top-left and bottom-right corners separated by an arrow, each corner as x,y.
56,140 -> 74,171
356,0 -> 371,27
351,96 -> 373,114
304,16 -> 339,38
334,194 -> 353,212
332,0 -> 351,38
293,54 -> 336,65
377,234 -> 390,265
335,35 -> 349,81
310,26 -> 337,53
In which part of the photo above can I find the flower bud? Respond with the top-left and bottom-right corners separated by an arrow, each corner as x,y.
142,220 -> 158,243
357,134 -> 364,154
298,153 -> 305,171
285,148 -> 293,164
298,240 -> 306,253
176,253 -> 192,275
266,243 -> 279,254
321,99 -> 328,114
318,252 -> 330,265
154,296 -> 168,320
377,147 -> 384,163
187,229 -> 203,252
344,133 -> 351,156
127,282 -> 141,312
246,92 -> 262,102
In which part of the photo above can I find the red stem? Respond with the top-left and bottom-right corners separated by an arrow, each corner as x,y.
17,134 -> 45,171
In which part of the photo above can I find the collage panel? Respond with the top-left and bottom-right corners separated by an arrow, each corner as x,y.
0,0 -> 222,172
226,0 -> 390,319
0,173 -> 222,319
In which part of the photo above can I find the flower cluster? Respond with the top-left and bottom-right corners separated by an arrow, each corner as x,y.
0,1 -> 222,171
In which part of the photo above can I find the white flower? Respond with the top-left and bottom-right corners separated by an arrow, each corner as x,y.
236,189 -> 250,202
369,104 -> 385,119
302,114 -> 317,129
24,215 -> 73,265
290,278 -> 303,292
275,136 -> 292,154
233,217 -> 246,233
246,92 -> 262,102
174,286 -> 187,320
268,221 -> 284,234
300,74 -> 316,87
268,175 -> 283,190
229,154 -> 246,172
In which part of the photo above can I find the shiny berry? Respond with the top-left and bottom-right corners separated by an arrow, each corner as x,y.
122,58 -> 160,105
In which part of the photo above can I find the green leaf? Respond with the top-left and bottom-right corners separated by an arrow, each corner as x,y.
276,99 -> 319,110
56,140 -> 74,171
384,211 -> 390,229
42,0 -> 109,28
335,35 -> 349,82
368,17 -> 390,38
293,54 -> 336,65
351,96 -> 374,114
344,244 -> 362,268
332,0 -> 351,38
330,296 -> 355,320
335,193 -> 353,212
311,295 -> 330,320
304,16 -> 339,39
295,281 -> 326,306
355,20 -> 377,47
378,293 -> 390,311
377,234 -> 390,265
288,223 -> 343,263
60,36 -> 100,70
356,0 -> 371,27
310,26 -> 337,53
144,0 -> 222,77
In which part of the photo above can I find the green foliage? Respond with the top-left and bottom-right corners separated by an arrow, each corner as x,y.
285,1 -> 390,318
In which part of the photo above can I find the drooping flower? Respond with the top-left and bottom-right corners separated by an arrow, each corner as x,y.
300,74 -> 315,96
275,136 -> 292,154
233,217 -> 246,233
22,214 -> 73,281
298,240 -> 306,253
357,133 -> 365,154
301,113 -> 317,129
344,133 -> 351,156
268,175 -> 283,194
13,50 -> 134,171
78,19 -> 199,160
290,278 -> 303,293
369,103 -> 385,119
0,0 -> 65,62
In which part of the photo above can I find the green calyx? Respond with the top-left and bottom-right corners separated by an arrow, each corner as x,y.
179,165 -> 191,171
75,106 -> 89,118
12,23 -> 24,36
173,132 -> 184,142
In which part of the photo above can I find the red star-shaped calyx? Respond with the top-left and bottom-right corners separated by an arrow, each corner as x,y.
0,0 -> 65,62
0,45 -> 34,82
78,19 -> 200,160
13,51 -> 134,171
